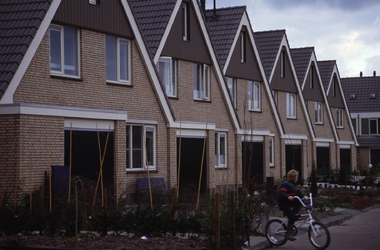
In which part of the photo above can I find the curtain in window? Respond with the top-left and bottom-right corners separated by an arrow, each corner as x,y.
50,28 -> 61,71
64,26 -> 78,75
106,36 -> 117,81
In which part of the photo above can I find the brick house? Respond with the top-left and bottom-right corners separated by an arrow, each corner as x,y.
291,47 -> 339,175
318,60 -> 358,171
254,30 -> 315,184
341,74 -> 380,170
203,6 -> 283,189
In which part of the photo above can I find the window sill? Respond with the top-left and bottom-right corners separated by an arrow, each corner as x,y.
126,169 -> 158,173
194,99 -> 211,103
337,126 -> 344,129
168,96 -> 179,100
315,122 -> 324,125
215,167 -> 227,170
270,164 -> 275,168
107,81 -> 133,87
50,74 -> 82,81
249,109 -> 262,113
287,117 -> 297,120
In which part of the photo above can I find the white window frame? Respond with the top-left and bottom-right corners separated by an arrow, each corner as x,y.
182,2 -> 188,41
337,108 -> 343,128
315,102 -> 323,124
49,24 -> 80,78
215,132 -> 227,169
286,93 -> 296,118
106,36 -> 131,85
193,63 -> 210,100
126,124 -> 156,170
227,77 -> 236,108
240,32 -> 245,63
248,81 -> 261,111
158,57 -> 177,97
269,137 -> 274,167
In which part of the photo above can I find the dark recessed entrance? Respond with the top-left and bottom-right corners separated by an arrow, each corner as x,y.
64,130 -> 114,188
177,137 -> 207,196
286,144 -> 302,184
340,148 -> 351,171
242,142 -> 264,193
317,147 -> 330,174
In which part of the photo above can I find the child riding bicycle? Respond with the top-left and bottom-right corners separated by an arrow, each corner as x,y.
277,170 -> 308,241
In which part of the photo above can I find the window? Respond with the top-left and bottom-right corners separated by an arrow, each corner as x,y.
89,0 -> 100,5
272,90 -> 277,105
49,25 -> 79,77
126,125 -> 156,170
336,108 -> 343,128
240,32 -> 246,63
361,118 -> 369,135
182,2 -> 189,41
349,94 -> 356,100
315,102 -> 323,124
370,94 -> 376,99
193,64 -> 210,100
158,57 -> 177,97
370,149 -> 380,168
286,93 -> 296,118
227,78 -> 236,107
248,81 -> 260,111
215,133 -> 227,168
310,64 -> 314,89
332,77 -> 336,97
351,118 -> 357,135
269,137 -> 274,166
370,118 -> 377,134
106,35 -> 130,84
280,50 -> 286,78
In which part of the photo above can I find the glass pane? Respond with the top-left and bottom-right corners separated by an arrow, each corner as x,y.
378,118 -> 380,135
254,83 -> 259,109
204,65 -> 209,98
159,60 -> 170,93
228,78 -> 234,100
361,118 -> 369,135
269,139 -> 273,164
219,134 -> 225,165
50,28 -> 61,71
132,126 -> 142,168
248,82 -> 253,109
126,126 -> 130,169
351,118 -> 356,134
371,149 -> 380,168
193,64 -> 200,98
370,119 -> 377,134
215,134 -> 218,166
119,40 -> 129,81
106,36 -> 117,81
171,60 -> 176,96
63,26 -> 78,75
146,128 -> 154,166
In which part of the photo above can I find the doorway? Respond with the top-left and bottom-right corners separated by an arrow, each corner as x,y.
317,147 -> 330,174
286,144 -> 302,184
242,142 -> 264,193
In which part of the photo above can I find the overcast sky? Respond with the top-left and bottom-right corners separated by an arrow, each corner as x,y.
205,0 -> 380,78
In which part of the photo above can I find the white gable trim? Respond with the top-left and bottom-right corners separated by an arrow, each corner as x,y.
121,0 -> 175,126
0,0 -> 62,104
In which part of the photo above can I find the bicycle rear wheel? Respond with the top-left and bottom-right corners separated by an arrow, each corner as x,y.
308,221 -> 330,250
265,219 -> 287,246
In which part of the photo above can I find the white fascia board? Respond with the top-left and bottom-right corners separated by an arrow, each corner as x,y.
153,1 -> 182,64
337,140 -> 355,145
239,128 -> 271,136
0,0 -> 62,104
313,137 -> 335,143
351,112 -> 380,118
311,52 -> 340,142
333,65 -> 359,146
225,12 -> 284,137
173,121 -> 216,130
241,135 -> 264,142
0,103 -> 128,120
121,0 -> 175,126
281,134 -> 308,140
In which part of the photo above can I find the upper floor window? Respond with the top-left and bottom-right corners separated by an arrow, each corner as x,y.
193,63 -> 210,100
269,137 -> 274,166
227,77 -> 236,108
272,90 -> 278,105
351,118 -> 357,135
126,125 -> 156,170
158,57 -> 177,97
286,93 -> 296,118
49,25 -> 80,77
106,35 -> 131,84
182,2 -> 189,41
336,108 -> 343,128
89,0 -> 100,5
248,81 -> 260,111
310,64 -> 314,89
332,77 -> 337,97
215,132 -> 227,168
315,102 -> 323,124
280,49 -> 286,78
240,31 -> 246,63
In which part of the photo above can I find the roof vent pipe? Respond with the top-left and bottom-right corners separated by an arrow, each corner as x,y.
360,71 -> 363,77
200,0 -> 206,15
374,71 -> 376,77
214,0 -> 216,17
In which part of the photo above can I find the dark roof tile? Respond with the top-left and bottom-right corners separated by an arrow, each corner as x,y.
290,47 -> 314,85
317,60 -> 336,91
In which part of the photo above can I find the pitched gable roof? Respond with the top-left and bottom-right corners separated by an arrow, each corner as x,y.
253,29 -> 286,80
318,60 -> 336,92
290,47 -> 314,86
341,76 -> 380,113
128,0 -> 177,59
0,0 -> 53,100
204,6 -> 245,70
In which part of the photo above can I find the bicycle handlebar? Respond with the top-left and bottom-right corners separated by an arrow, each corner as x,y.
293,193 -> 313,207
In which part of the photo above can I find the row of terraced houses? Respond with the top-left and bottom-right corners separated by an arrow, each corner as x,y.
0,0 -> 359,199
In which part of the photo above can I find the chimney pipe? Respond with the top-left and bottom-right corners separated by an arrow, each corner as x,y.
200,0 -> 206,15
374,71 -> 376,77
213,0 -> 216,17
360,71 -> 363,77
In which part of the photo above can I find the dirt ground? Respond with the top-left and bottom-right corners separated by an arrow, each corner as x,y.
0,234 -> 211,250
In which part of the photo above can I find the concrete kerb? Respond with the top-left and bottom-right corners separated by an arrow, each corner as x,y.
245,205 -> 380,250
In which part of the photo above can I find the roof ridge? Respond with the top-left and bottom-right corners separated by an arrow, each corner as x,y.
205,5 -> 246,11
254,29 -> 286,34
291,46 -> 314,51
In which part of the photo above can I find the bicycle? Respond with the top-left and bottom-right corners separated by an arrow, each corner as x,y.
265,193 -> 331,250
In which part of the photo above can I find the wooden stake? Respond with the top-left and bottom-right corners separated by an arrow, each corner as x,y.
143,124 -> 153,210
196,123 -> 208,211
68,123 -> 72,204
1,136 -> 17,207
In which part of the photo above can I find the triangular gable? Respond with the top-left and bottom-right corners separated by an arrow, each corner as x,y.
161,0 -> 212,64
327,73 -> 345,108
54,0 -> 134,39
271,44 -> 297,93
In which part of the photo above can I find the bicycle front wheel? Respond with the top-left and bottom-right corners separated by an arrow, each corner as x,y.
308,221 -> 330,250
265,219 -> 287,246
